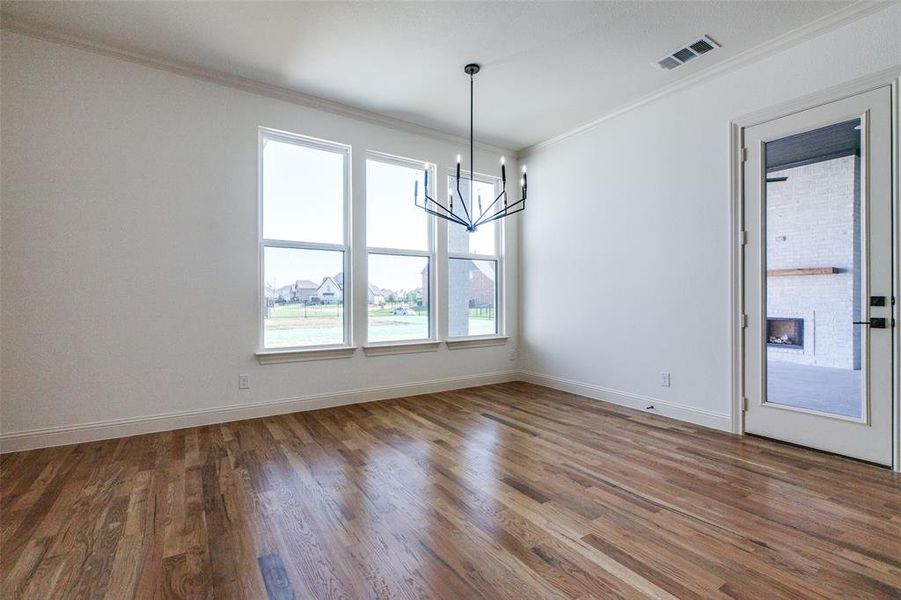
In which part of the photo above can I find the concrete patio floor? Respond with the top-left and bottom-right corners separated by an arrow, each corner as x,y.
766,359 -> 862,418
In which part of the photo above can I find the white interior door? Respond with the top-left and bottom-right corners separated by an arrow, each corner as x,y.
743,86 -> 894,466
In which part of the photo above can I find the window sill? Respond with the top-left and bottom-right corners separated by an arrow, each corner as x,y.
445,335 -> 509,350
362,340 -> 441,356
256,346 -> 357,364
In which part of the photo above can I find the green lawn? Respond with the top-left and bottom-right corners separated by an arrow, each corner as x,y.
264,302 -> 494,347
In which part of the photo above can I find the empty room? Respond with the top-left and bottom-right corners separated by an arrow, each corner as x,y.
1,1 -> 900,598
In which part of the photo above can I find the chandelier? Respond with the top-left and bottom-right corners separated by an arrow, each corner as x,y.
415,63 -> 527,232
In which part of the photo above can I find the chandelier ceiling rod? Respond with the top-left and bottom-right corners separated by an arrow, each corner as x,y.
414,63 -> 527,232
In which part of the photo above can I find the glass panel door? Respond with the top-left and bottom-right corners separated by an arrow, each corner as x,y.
742,85 -> 893,467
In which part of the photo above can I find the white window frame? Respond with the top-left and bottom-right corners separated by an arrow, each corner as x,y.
446,170 -> 505,341
257,127 -> 353,354
364,151 -> 437,347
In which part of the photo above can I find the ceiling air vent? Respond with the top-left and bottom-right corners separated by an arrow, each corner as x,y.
656,35 -> 720,70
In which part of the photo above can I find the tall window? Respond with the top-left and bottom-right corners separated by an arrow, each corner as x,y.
260,128 -> 350,349
448,173 -> 502,338
366,154 -> 434,343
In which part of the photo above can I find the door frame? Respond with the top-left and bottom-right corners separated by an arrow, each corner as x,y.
729,68 -> 901,472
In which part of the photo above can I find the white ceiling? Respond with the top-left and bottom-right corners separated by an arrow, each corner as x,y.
1,1 -> 859,150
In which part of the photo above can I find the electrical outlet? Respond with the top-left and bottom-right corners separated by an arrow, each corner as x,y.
660,371 -> 671,387
238,374 -> 250,390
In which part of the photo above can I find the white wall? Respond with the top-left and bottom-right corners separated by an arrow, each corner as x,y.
520,5 -> 901,429
0,32 -> 519,449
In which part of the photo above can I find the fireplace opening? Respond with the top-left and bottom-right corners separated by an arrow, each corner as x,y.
767,317 -> 804,349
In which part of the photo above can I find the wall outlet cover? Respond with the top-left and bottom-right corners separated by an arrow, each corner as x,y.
660,371 -> 671,387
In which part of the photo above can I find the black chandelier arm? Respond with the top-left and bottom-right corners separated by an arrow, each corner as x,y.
415,177 -> 470,227
421,205 -> 469,228
473,201 -> 526,228
453,179 -> 473,225
473,181 -> 526,228
419,199 -> 469,227
472,188 -> 508,228
476,194 -> 526,226
417,194 -> 470,227
428,193 -> 471,226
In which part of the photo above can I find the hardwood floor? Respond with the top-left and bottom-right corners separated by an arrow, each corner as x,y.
2,382 -> 899,599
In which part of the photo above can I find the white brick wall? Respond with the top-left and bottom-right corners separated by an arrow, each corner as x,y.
766,155 -> 860,369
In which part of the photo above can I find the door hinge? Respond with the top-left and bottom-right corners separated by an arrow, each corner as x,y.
742,397 -> 748,412
738,230 -> 747,246
740,147 -> 748,162
741,313 -> 748,328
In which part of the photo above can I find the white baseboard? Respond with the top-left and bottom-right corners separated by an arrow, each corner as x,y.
0,369 -> 733,453
518,370 -> 733,432
0,370 -> 518,453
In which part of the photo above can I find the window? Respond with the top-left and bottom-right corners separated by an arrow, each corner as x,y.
260,129 -> 350,349
366,154 -> 434,343
448,174 -> 502,338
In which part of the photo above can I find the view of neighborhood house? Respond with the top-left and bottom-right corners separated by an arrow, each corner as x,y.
264,254 -> 496,347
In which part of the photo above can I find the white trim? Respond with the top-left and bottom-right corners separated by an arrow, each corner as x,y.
367,247 -> 432,258
730,70 -> 901,471
519,371 -> 732,432
731,67 -> 901,128
892,75 -> 901,473
445,335 -> 509,349
256,346 -> 357,364
263,239 -> 346,253
362,340 -> 441,356
0,370 -> 519,453
0,19 -> 513,155
447,252 -> 500,261
730,121 -> 746,435
519,2 -> 894,157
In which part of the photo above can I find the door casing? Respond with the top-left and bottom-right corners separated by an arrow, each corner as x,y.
729,68 -> 901,472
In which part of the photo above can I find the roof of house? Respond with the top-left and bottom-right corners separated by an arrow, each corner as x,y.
295,279 -> 318,289
317,275 -> 340,291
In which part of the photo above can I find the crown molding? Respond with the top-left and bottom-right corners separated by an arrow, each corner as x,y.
0,17 -> 514,155
519,0 -> 895,157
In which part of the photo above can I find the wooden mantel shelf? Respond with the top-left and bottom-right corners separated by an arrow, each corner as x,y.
767,267 -> 840,277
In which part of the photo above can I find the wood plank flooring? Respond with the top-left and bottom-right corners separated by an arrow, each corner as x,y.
2,382 -> 900,599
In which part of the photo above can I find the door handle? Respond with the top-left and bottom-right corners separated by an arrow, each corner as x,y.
853,318 -> 887,329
